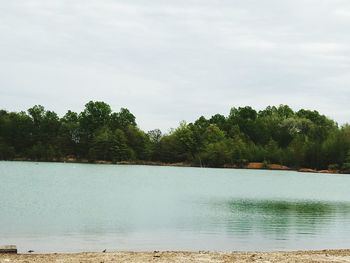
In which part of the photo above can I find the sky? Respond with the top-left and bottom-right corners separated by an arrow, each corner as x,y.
0,0 -> 349,132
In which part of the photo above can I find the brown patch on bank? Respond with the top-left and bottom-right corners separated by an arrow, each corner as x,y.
299,168 -> 318,173
318,169 -> 338,174
268,164 -> 291,170
298,168 -> 339,174
246,162 -> 264,169
2,250 -> 350,263
246,162 -> 291,170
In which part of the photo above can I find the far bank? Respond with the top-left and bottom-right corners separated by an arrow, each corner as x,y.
6,158 -> 348,174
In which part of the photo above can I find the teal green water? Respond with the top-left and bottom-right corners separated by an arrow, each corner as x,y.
1,161 -> 350,253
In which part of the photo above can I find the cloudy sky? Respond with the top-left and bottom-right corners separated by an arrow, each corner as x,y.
1,0 -> 349,131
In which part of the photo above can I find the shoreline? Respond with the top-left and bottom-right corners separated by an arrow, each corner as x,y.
2,249 -> 350,262
4,158 -> 343,174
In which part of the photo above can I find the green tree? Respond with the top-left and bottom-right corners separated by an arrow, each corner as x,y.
203,124 -> 225,144
0,138 -> 15,160
0,110 -> 32,156
110,129 -> 133,162
27,105 -> 61,160
124,125 -> 151,160
89,126 -> 113,161
148,129 -> 162,143
110,108 -> 136,130
79,101 -> 112,133
200,140 -> 233,167
0,102 -> 348,169
228,106 -> 258,142
59,110 -> 80,157
79,101 -> 112,157
209,114 -> 227,131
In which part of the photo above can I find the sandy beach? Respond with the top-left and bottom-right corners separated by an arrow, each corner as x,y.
1,250 -> 350,263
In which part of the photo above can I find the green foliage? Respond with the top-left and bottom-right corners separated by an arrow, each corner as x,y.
79,101 -> 112,149
110,129 -> 134,162
0,111 -> 32,155
88,126 -> 113,161
88,126 -> 134,162
200,140 -> 233,167
262,160 -> 269,169
0,138 -> 15,160
346,150 -> 350,163
263,139 -> 282,164
25,105 -> 62,160
341,150 -> 350,173
341,163 -> 350,173
209,114 -> 227,131
0,102 -> 349,170
59,110 -> 80,157
203,124 -> 225,144
148,129 -> 162,143
328,164 -> 339,170
124,126 -> 151,160
110,108 -> 136,130
228,106 -> 258,142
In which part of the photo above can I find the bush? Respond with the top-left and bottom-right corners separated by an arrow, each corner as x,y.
341,163 -> 350,173
262,160 -> 269,169
328,164 -> 339,170
236,159 -> 249,168
0,142 -> 15,160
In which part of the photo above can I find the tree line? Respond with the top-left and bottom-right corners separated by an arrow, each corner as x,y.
0,101 -> 349,172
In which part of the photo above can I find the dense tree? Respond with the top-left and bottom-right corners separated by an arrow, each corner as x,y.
228,106 -> 258,142
0,102 -> 349,172
110,108 -> 136,130
110,129 -> 133,162
124,125 -> 151,160
88,126 -> 114,161
200,139 -> 233,167
148,129 -> 162,143
59,110 -> 80,157
26,105 -> 61,160
79,101 -> 112,131
209,114 -> 227,132
0,110 -> 32,156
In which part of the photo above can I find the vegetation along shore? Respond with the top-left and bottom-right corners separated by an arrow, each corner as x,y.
0,101 -> 349,173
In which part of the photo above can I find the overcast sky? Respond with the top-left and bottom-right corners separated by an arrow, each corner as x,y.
1,0 -> 349,131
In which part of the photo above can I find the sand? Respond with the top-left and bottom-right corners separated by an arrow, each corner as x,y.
2,250 -> 350,263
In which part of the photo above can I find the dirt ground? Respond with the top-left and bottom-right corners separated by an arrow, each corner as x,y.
1,250 -> 350,263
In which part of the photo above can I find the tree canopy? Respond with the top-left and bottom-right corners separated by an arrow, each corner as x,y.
0,102 -> 349,172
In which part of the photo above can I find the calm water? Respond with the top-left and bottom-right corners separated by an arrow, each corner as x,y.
1,161 -> 350,253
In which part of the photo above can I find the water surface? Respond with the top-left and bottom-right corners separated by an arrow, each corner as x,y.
1,161 -> 350,252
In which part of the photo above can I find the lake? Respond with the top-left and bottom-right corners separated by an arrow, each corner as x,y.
1,161 -> 350,253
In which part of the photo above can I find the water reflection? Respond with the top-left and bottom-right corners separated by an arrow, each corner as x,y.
214,199 -> 350,238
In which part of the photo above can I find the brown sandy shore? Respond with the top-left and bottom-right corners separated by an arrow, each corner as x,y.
2,250 -> 350,263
